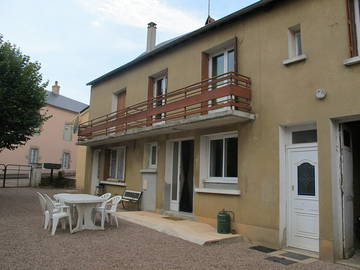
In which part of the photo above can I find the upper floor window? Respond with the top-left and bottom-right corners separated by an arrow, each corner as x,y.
108,147 -> 126,180
283,24 -> 307,65
209,48 -> 235,79
63,123 -> 73,141
288,24 -> 303,58
29,148 -> 39,163
347,0 -> 360,57
62,152 -> 70,169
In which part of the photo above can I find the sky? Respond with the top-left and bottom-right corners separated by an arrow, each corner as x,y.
0,0 -> 258,104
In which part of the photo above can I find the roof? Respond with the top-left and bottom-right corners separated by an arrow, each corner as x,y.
45,91 -> 88,113
87,0 -> 278,86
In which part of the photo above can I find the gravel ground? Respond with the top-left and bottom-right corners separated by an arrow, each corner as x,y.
0,188 -> 353,270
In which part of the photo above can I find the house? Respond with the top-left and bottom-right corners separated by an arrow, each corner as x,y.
78,0 -> 360,262
0,82 -> 88,175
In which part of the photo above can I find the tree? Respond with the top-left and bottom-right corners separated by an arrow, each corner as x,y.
0,34 -> 49,151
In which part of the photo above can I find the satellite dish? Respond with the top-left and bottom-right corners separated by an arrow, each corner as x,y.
73,116 -> 79,134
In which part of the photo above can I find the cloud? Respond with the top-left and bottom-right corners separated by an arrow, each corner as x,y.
79,0 -> 204,34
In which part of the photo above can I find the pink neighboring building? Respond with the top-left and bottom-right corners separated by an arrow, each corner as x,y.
0,82 -> 88,174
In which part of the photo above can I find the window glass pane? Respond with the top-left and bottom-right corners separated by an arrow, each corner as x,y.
343,129 -> 351,147
227,50 -> 235,72
210,139 -> 223,177
62,153 -> 70,169
172,142 -> 179,200
295,31 -> 302,56
297,162 -> 315,196
212,54 -> 224,77
109,150 -> 117,178
30,149 -> 38,163
156,79 -> 163,96
292,130 -> 317,144
225,137 -> 238,177
117,148 -> 125,180
150,145 -> 157,166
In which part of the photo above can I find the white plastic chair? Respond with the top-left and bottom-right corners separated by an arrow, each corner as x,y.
43,193 -> 63,207
96,195 -> 122,228
36,192 -> 49,229
44,194 -> 72,236
93,193 -> 111,222
96,193 -> 112,210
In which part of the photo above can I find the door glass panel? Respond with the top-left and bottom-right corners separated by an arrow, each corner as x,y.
297,162 -> 315,196
172,142 -> 179,200
224,137 -> 238,177
343,129 -> 351,147
116,148 -> 125,180
212,54 -> 224,77
227,50 -> 235,72
210,139 -> 223,177
155,78 -> 165,120
292,130 -> 317,144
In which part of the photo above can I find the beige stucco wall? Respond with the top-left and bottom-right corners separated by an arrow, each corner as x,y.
0,105 -> 79,173
75,109 -> 89,191
84,0 -> 360,261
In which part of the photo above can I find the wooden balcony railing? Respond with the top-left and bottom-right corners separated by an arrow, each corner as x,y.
78,72 -> 251,141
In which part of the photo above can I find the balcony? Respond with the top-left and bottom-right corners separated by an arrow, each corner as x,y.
78,72 -> 255,145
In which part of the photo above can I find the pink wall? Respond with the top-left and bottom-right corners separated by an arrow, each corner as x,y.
0,105 -> 79,173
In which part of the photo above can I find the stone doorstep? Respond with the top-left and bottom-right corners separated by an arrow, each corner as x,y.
116,211 -> 242,246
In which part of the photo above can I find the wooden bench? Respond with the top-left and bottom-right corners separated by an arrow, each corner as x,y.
121,190 -> 142,210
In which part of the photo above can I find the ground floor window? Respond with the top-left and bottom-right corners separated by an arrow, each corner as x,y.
201,132 -> 238,183
29,148 -> 39,163
108,147 -> 126,180
62,152 -> 70,169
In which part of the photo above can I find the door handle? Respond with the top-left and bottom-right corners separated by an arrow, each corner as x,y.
291,185 -> 294,191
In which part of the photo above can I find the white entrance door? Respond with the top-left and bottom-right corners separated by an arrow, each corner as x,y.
91,150 -> 101,194
287,145 -> 319,252
340,124 -> 354,258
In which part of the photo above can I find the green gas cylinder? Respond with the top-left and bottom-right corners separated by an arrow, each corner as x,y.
217,209 -> 231,234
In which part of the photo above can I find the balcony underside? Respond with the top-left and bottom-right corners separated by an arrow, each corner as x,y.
78,110 -> 255,147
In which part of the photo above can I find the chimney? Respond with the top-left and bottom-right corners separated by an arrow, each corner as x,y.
146,22 -> 157,52
205,16 -> 215,25
52,81 -> 60,95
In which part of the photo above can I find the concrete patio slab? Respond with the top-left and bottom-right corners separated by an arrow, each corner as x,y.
116,211 -> 241,245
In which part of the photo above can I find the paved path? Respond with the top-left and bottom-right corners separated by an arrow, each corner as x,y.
0,188 -> 353,270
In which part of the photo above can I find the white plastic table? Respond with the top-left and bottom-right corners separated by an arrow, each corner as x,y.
54,194 -> 105,233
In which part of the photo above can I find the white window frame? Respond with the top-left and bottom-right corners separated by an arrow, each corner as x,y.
147,143 -> 158,169
288,24 -> 303,58
62,152 -> 70,169
355,0 -> 360,55
108,146 -> 126,181
208,47 -> 235,78
208,47 -> 235,111
153,75 -> 167,124
201,132 -> 238,184
29,148 -> 39,163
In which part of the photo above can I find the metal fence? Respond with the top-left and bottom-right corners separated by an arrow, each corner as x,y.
0,164 -> 33,188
